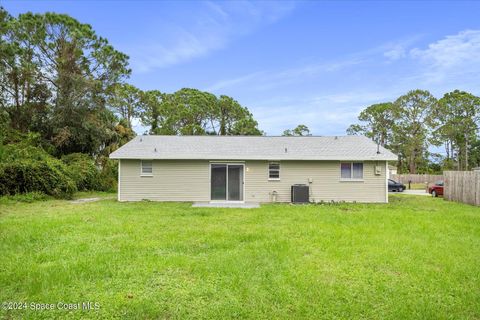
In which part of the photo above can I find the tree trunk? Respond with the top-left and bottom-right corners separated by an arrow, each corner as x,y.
220,108 -> 226,135
151,108 -> 158,133
13,70 -> 22,131
465,135 -> 469,171
409,151 -> 416,174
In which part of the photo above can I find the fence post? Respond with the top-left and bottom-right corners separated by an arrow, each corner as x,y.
476,172 -> 480,206
443,172 -> 448,200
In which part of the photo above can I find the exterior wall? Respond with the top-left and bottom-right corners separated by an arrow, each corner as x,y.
119,159 -> 210,202
118,159 -> 388,203
244,160 -> 387,203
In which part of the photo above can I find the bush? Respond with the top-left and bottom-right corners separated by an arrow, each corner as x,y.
0,142 -> 116,197
0,143 -> 53,163
0,192 -> 50,203
62,153 -> 101,191
61,153 -> 118,192
0,158 -> 77,199
96,157 -> 118,192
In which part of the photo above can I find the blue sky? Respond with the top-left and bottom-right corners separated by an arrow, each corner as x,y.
4,1 -> 480,136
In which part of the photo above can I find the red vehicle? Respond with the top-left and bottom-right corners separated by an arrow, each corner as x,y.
428,181 -> 444,197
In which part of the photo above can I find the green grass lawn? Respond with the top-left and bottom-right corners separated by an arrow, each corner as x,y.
1,195 -> 479,319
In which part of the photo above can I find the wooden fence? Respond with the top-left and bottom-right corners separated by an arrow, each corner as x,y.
444,171 -> 480,206
391,174 -> 443,184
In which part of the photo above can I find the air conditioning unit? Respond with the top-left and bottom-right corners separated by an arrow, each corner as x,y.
291,184 -> 309,203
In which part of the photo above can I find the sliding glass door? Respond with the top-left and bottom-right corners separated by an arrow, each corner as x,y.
227,165 -> 243,201
211,164 -> 227,200
210,164 -> 244,201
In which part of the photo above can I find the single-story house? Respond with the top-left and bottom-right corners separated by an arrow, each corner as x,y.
109,135 -> 397,203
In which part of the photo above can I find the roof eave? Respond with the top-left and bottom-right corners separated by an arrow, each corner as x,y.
110,156 -> 398,161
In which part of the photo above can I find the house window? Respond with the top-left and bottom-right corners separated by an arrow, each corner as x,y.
268,162 -> 280,180
340,162 -> 363,179
141,160 -> 153,176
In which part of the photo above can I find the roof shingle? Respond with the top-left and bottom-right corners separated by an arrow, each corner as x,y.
109,135 -> 398,161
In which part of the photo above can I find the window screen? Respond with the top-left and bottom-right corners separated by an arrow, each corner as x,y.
141,160 -> 153,175
341,163 -> 351,179
352,163 -> 363,179
269,162 -> 280,179
341,162 -> 363,179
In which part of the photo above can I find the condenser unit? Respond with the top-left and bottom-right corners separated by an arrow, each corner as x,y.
291,184 -> 309,203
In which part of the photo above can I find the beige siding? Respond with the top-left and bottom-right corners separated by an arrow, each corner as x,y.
119,160 -> 388,203
119,160 -> 210,201
244,160 -> 387,203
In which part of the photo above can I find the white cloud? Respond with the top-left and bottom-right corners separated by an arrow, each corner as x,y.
250,89 -> 401,136
382,35 -> 424,61
131,1 -> 295,72
205,35 -> 427,93
132,28 -> 480,135
205,71 -> 266,92
206,30 -> 480,135
312,91 -> 393,105
404,29 -> 480,85
384,45 -> 407,60
205,56 -> 365,92
410,30 -> 480,68
134,28 -> 226,72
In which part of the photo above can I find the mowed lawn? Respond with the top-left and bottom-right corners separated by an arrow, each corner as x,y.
1,195 -> 479,319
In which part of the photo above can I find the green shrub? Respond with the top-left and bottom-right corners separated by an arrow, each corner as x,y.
0,158 -> 77,199
61,153 -> 118,192
0,142 -> 116,196
0,192 -> 50,203
96,157 -> 118,192
0,143 -> 53,163
62,153 -> 101,191
0,110 -> 9,145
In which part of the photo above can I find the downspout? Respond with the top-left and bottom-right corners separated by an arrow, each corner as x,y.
385,160 -> 389,203
118,159 -> 121,202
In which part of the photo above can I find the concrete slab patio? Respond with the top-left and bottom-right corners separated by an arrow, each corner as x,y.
192,202 -> 260,208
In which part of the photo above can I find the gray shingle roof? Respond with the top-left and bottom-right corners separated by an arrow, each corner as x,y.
109,135 -> 397,161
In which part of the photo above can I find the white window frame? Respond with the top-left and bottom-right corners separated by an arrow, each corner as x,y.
140,160 -> 153,177
268,162 -> 281,181
340,162 -> 364,181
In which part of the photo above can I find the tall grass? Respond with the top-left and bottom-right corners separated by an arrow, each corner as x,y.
0,195 -> 479,319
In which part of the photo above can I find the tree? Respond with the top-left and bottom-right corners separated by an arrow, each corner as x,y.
213,95 -> 262,135
0,9 -> 131,155
228,115 -> 263,135
282,124 -> 311,136
99,118 -> 136,158
0,8 -> 51,133
346,102 -> 394,147
469,137 -> 480,169
0,109 -> 8,145
139,90 -> 165,134
156,88 -> 217,135
392,90 -> 437,174
145,89 -> 263,136
433,90 -> 480,170
109,83 -> 142,128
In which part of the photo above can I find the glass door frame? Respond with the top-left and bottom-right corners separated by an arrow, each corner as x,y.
209,162 -> 245,203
